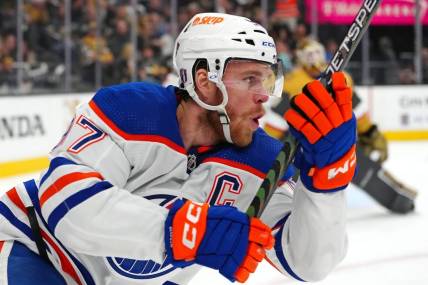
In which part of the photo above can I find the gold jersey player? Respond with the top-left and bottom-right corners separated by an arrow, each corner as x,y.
264,38 -> 417,214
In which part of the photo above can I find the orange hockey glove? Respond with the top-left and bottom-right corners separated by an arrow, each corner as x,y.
284,72 -> 357,191
165,200 -> 274,282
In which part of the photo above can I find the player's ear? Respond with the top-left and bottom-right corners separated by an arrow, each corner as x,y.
194,69 -> 217,103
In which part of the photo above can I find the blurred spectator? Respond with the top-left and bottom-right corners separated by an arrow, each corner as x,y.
325,38 -> 338,63
24,0 -> 50,57
71,0 -> 86,24
0,55 -> 15,91
138,45 -> 158,82
85,0 -> 109,23
80,21 -> 114,85
0,33 -> 17,90
399,66 -> 416,85
110,19 -> 131,57
269,22 -> 294,73
1,33 -> 16,58
276,40 -> 293,74
114,42 -> 134,83
271,0 -> 300,30
216,0 -> 237,14
0,0 -> 426,93
422,47 -> 428,84
375,36 -> 400,84
293,21 -> 308,47
147,0 -> 168,16
0,2 -> 17,33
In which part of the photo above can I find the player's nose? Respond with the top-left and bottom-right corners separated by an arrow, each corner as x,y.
254,92 -> 269,104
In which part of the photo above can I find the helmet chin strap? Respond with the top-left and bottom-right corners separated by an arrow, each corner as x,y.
184,80 -> 234,144
215,82 -> 233,144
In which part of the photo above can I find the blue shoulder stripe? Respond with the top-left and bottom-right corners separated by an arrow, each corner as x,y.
40,157 -> 77,186
274,214 -> 306,282
0,201 -> 34,241
91,82 -> 184,149
23,180 -> 96,285
46,181 -> 113,232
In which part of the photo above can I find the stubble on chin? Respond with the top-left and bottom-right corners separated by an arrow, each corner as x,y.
230,122 -> 253,147
207,111 -> 254,147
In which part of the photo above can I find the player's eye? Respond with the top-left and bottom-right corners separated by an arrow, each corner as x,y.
243,76 -> 259,87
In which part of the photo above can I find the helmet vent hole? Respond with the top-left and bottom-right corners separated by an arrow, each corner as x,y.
261,52 -> 265,56
232,38 -> 242,42
245,39 -> 255,46
238,31 -> 247,34
254,30 -> 266,34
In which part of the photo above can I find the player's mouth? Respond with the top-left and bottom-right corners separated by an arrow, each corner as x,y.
250,113 -> 264,130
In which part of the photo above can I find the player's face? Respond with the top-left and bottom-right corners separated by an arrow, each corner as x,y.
221,60 -> 272,146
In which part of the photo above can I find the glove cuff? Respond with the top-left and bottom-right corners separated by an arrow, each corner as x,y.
300,145 -> 357,192
164,199 -> 197,268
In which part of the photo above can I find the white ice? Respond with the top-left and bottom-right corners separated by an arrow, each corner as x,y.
1,141 -> 427,284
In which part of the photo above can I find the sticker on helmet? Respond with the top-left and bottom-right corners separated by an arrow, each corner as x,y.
192,16 -> 224,26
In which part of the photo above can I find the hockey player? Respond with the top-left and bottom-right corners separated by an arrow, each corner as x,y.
0,14 -> 356,284
264,38 -> 417,214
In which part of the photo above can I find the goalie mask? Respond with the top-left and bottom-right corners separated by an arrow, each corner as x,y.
296,39 -> 327,78
173,13 -> 284,144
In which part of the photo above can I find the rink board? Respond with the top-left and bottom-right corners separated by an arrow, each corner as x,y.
356,85 -> 428,140
1,85 -> 428,177
0,93 -> 91,177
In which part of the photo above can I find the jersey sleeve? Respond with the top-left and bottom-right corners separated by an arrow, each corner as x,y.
37,84 -> 186,263
261,179 -> 347,282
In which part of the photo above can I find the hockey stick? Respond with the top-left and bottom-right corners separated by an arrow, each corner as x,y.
246,0 -> 383,218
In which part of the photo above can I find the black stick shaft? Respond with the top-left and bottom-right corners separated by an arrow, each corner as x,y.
246,0 -> 383,218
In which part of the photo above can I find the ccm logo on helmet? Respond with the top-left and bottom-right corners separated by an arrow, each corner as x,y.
192,16 -> 224,26
262,41 -> 275,48
182,203 -> 203,249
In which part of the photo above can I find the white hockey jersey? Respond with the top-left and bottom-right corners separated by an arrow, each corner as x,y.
0,82 -> 347,284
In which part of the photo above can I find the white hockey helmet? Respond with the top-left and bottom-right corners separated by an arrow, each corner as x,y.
173,13 -> 283,143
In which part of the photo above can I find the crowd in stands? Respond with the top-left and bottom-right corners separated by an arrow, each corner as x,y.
0,0 -> 427,95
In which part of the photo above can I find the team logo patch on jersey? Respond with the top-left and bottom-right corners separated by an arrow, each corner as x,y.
106,257 -> 177,280
105,194 -> 179,279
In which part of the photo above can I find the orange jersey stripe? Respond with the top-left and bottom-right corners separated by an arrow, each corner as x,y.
40,172 -> 103,207
6,188 -> 28,215
41,231 -> 82,285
